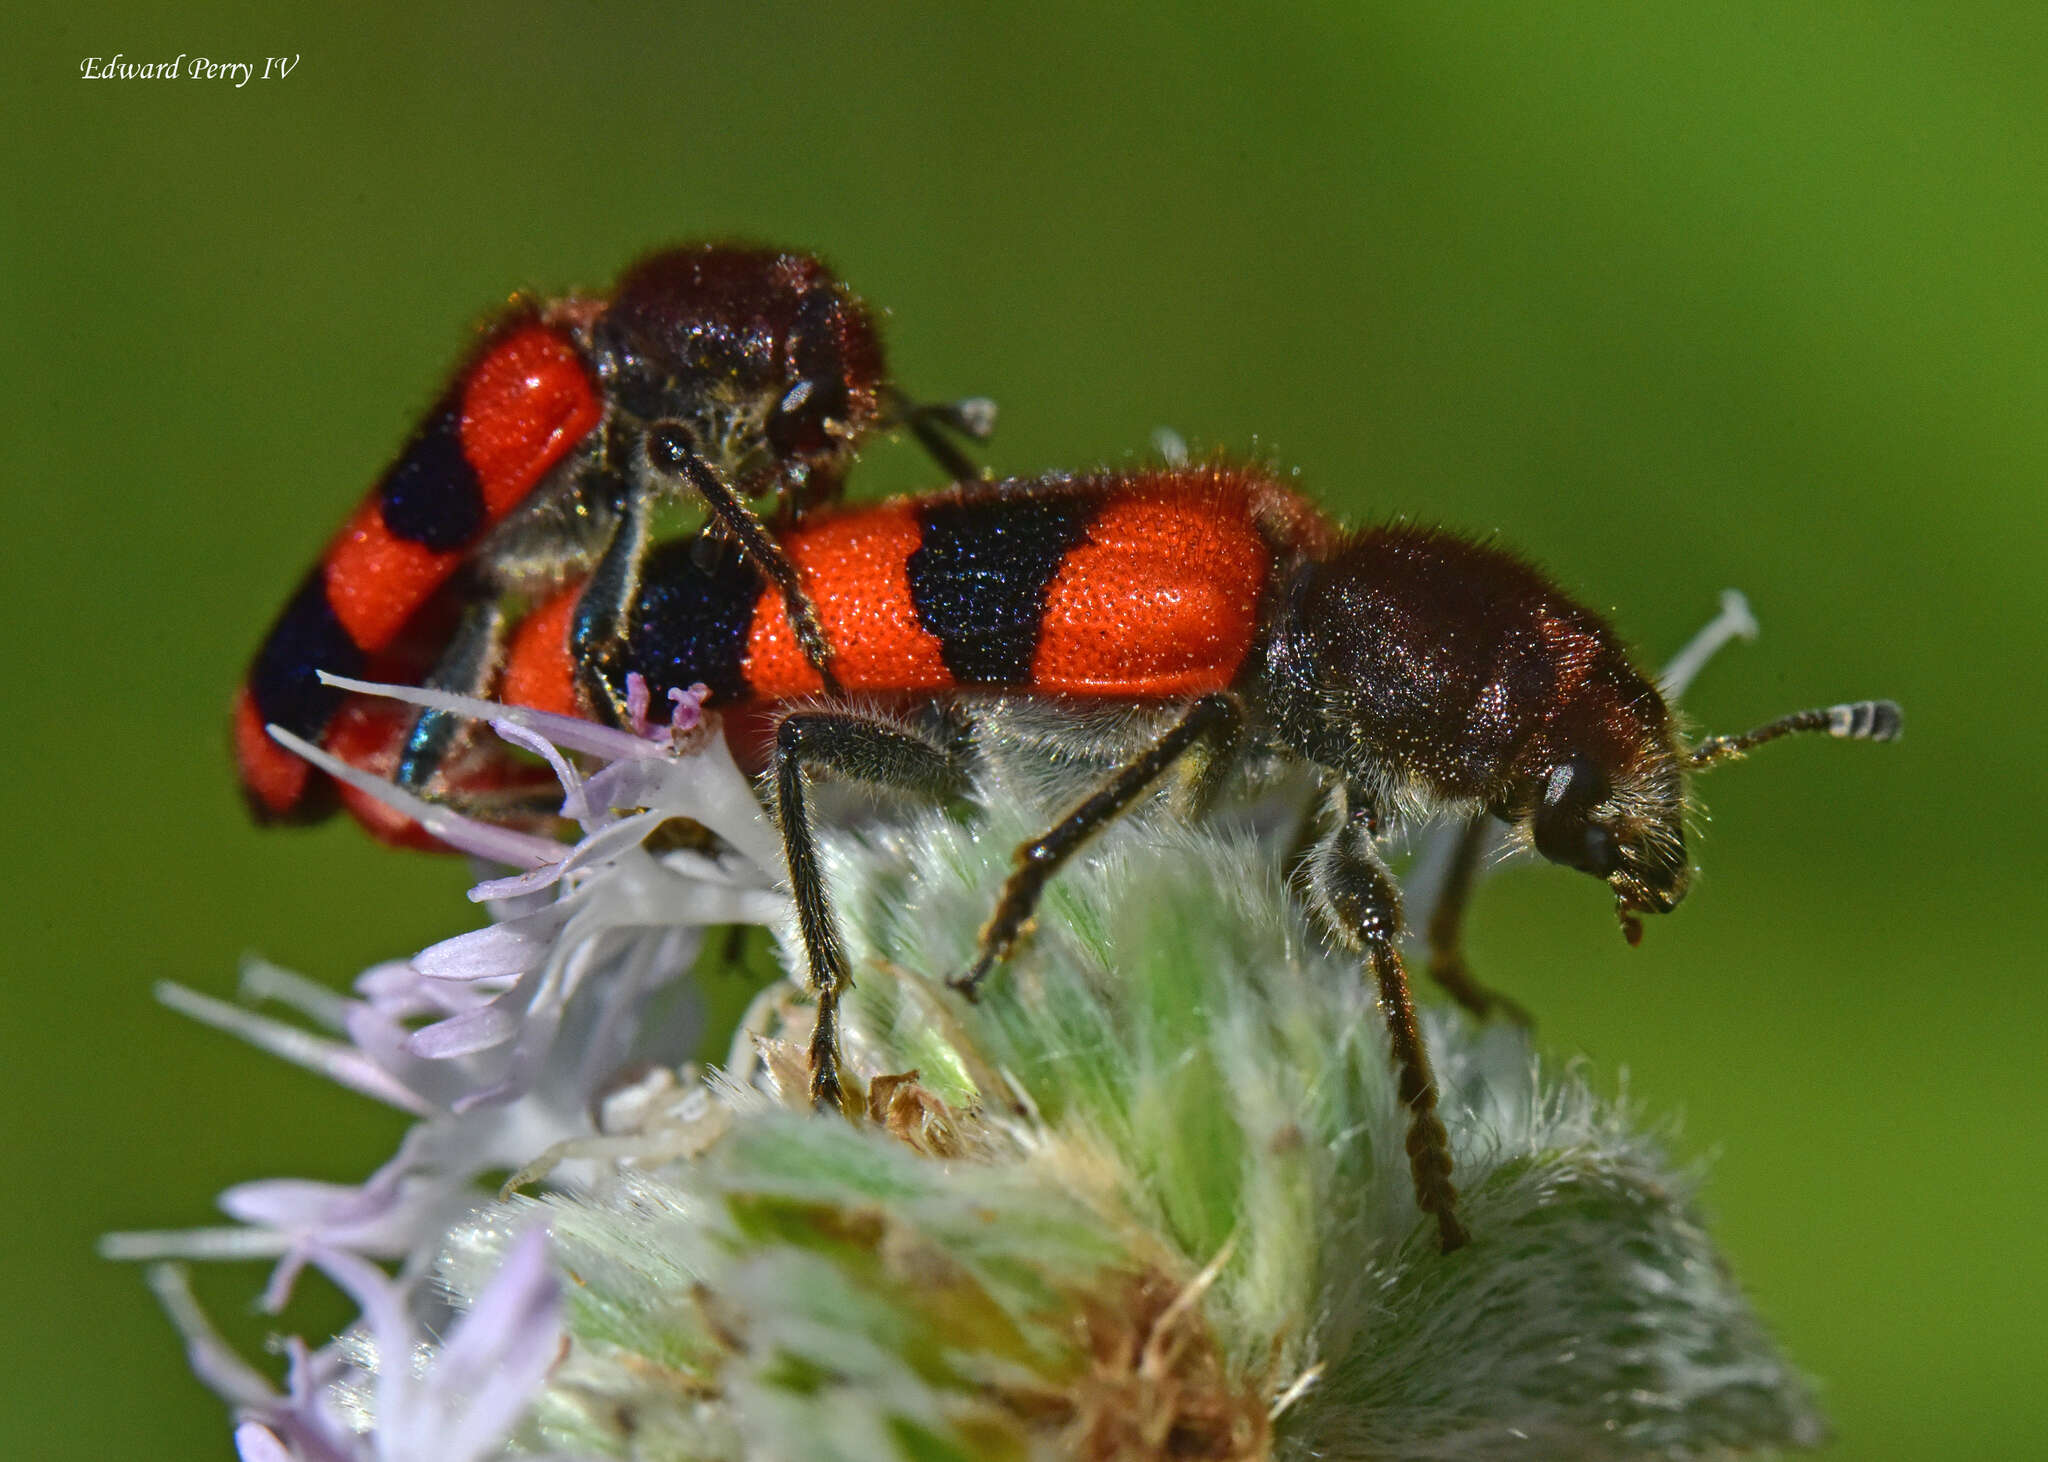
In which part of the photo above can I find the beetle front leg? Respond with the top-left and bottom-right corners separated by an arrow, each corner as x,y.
773,708 -> 972,1114
1304,785 -> 1468,1253
646,424 -> 841,694
884,385 -> 996,484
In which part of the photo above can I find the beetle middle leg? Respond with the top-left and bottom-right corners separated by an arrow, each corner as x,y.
1305,785 -> 1468,1253
773,707 -> 974,1114
1421,813 -> 1534,1026
393,590 -> 513,793
950,693 -> 1247,998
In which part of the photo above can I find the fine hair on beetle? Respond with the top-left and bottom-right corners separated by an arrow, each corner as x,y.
504,464 -> 1900,1253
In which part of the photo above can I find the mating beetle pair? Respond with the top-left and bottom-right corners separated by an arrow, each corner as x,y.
239,245 -> 1900,1252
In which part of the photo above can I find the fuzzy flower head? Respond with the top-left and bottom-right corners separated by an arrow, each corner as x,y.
115,595 -> 1823,1461
109,675 -> 781,1325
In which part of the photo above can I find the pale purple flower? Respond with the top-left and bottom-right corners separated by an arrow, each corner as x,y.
110,677 -> 790,1453
157,1227 -> 568,1462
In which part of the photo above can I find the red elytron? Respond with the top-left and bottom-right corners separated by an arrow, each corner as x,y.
483,461 -> 1898,1251
502,464 -> 1319,707
232,321 -> 600,823
235,244 -> 986,844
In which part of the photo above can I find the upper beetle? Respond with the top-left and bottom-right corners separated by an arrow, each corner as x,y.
235,243 -> 990,842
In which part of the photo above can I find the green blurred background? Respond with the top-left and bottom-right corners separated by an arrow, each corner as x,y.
8,3 -> 2042,1456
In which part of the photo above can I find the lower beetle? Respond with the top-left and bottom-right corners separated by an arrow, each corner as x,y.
496,462 -> 1900,1252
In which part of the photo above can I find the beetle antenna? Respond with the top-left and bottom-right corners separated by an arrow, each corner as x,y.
1689,699 -> 1902,770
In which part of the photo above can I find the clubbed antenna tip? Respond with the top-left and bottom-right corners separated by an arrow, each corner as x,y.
1831,697 -> 1904,742
1689,697 -> 1903,769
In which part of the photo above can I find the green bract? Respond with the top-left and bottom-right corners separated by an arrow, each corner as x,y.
437,793 -> 1823,1461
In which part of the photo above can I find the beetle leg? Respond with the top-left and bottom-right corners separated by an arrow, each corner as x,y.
394,590 -> 513,793
576,438 -> 842,722
1421,814 -> 1534,1026
885,386 -> 996,483
570,469 -> 658,724
773,708 -> 973,1114
654,433 -> 842,695
1304,785 -> 1468,1253
951,693 -> 1246,999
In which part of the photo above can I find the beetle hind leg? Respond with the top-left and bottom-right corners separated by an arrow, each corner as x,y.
1306,786 -> 1468,1253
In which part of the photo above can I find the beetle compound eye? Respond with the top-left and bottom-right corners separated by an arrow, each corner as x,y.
1543,756 -> 1608,811
647,421 -> 697,474
1581,824 -> 1623,878
1535,808 -> 1624,877
1534,758 -> 1616,874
